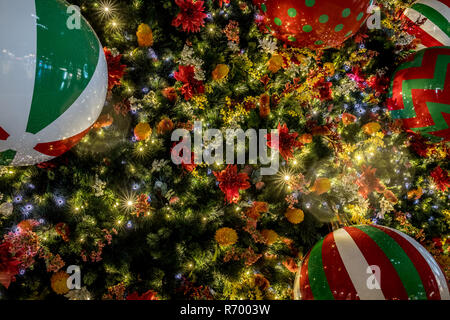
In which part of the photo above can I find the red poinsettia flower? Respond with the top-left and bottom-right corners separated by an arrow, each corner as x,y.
367,74 -> 390,95
127,290 -> 159,300
172,0 -> 208,33
407,132 -> 431,157
104,47 -> 126,90
430,166 -> 450,192
181,152 -> 197,172
213,165 -> 250,203
215,0 -> 230,7
314,78 -> 333,101
266,123 -> 303,161
0,241 -> 21,289
347,67 -> 367,89
171,141 -> 197,173
174,65 -> 205,100
355,165 -> 385,198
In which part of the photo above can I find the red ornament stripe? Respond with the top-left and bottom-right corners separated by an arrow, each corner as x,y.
403,15 -> 444,47
344,226 -> 409,300
321,231 -> 359,300
0,127 -> 9,140
34,126 -> 92,157
298,251 -> 314,300
372,225 -> 442,300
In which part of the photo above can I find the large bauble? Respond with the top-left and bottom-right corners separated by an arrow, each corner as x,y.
388,47 -> 450,142
0,0 -> 108,166
294,225 -> 449,300
403,0 -> 450,50
254,0 -> 373,49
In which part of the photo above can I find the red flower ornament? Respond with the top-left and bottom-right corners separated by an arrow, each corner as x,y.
0,242 -> 21,289
172,0 -> 208,33
266,123 -> 302,161
213,165 -> 250,203
430,166 -> 450,192
103,47 -> 126,90
355,165 -> 386,198
174,65 -> 205,100
127,290 -> 159,300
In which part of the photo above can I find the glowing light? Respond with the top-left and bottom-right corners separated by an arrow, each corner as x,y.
107,19 -> 122,31
96,0 -> 118,19
119,190 -> 137,212
274,166 -> 297,192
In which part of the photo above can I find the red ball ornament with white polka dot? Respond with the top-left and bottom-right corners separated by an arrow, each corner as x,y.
254,0 -> 374,49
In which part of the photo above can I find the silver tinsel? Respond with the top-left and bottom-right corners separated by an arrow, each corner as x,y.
258,37 -> 278,55
0,202 -> 13,217
128,96 -> 143,111
92,175 -> 106,197
378,196 -> 395,219
64,287 -> 92,300
227,41 -> 240,53
150,159 -> 170,173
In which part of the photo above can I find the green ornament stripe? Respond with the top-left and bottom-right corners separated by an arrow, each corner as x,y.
27,0 -> 100,134
411,3 -> 450,38
0,150 -> 16,166
355,226 -> 427,300
308,239 -> 334,300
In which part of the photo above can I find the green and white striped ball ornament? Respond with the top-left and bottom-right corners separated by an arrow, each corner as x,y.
294,225 -> 450,300
403,0 -> 450,50
0,0 -> 108,166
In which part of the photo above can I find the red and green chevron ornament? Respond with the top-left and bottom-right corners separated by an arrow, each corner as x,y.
294,225 -> 450,300
388,47 -> 450,142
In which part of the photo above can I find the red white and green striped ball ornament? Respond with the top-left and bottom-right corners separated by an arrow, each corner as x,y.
403,0 -> 450,50
0,0 -> 108,166
253,0 -> 373,50
387,46 -> 450,142
294,225 -> 449,300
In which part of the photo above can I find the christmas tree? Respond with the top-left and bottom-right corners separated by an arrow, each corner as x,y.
0,0 -> 449,300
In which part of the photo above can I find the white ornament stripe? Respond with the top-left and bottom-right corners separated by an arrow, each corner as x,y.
333,228 -> 386,300
0,0 -> 37,148
386,226 -> 450,300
